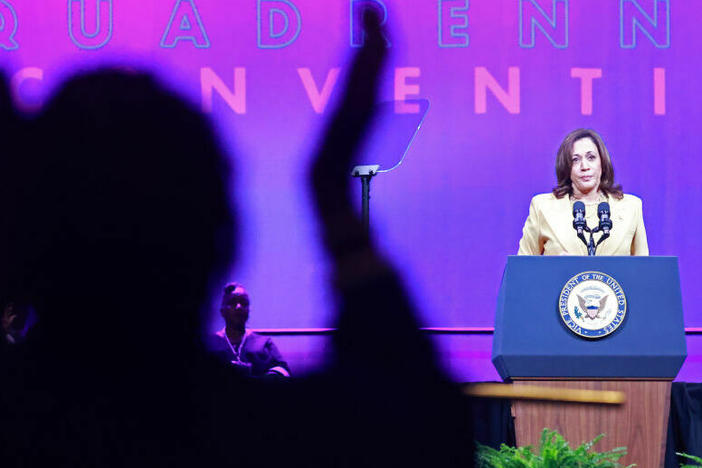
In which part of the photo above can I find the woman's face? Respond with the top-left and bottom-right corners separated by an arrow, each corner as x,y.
220,285 -> 250,327
570,137 -> 602,196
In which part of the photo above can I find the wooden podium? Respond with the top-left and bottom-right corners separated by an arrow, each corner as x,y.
512,380 -> 670,468
493,257 -> 686,468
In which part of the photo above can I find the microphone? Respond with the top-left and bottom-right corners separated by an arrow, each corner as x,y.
572,201 -> 586,236
597,202 -> 612,235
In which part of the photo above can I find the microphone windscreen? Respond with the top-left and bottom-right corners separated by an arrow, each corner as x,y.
573,201 -> 585,216
598,202 -> 610,217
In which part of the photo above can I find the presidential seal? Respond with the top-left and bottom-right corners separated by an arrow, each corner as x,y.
558,271 -> 627,339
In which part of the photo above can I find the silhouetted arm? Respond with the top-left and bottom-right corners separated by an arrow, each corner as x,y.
309,11 -> 440,379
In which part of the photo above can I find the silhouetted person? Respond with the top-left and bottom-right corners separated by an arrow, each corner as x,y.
254,10 -> 476,467
317,12 -> 473,467
0,70 -> 239,467
0,76 -> 32,361
210,282 -> 290,377
1,11 -> 474,468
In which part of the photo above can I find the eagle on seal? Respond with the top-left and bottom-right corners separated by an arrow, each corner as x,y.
577,294 -> 608,320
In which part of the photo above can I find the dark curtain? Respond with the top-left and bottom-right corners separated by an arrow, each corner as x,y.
665,382 -> 702,468
469,394 -> 516,450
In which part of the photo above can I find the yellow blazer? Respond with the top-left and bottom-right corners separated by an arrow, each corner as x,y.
517,192 -> 649,256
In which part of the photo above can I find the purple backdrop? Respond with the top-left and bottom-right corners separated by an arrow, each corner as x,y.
3,0 -> 700,380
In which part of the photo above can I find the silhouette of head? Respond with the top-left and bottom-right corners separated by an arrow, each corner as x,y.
22,70 -> 237,364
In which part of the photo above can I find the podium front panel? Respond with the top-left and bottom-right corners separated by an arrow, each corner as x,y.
492,256 -> 686,380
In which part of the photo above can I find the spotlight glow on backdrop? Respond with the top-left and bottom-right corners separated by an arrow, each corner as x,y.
3,0 -> 700,379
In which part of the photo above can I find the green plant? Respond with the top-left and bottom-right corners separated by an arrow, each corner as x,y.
476,428 -> 634,467
677,452 -> 702,468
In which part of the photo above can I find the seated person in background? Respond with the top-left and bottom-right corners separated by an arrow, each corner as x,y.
210,283 -> 290,377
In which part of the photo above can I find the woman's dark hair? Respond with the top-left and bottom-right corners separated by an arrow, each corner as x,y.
552,128 -> 623,200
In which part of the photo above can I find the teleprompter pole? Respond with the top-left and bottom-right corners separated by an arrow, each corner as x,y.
360,175 -> 371,232
352,164 -> 380,233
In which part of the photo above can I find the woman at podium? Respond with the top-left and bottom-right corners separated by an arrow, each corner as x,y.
517,128 -> 648,256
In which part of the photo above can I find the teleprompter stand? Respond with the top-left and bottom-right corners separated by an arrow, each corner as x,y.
352,164 -> 379,232
349,99 -> 430,232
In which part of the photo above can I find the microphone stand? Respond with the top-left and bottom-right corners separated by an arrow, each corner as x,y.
575,226 -> 596,256
576,227 -> 610,256
574,203 -> 613,256
586,229 -> 596,256
596,231 -> 610,248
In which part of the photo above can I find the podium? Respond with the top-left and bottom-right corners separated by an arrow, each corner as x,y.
492,256 -> 687,467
